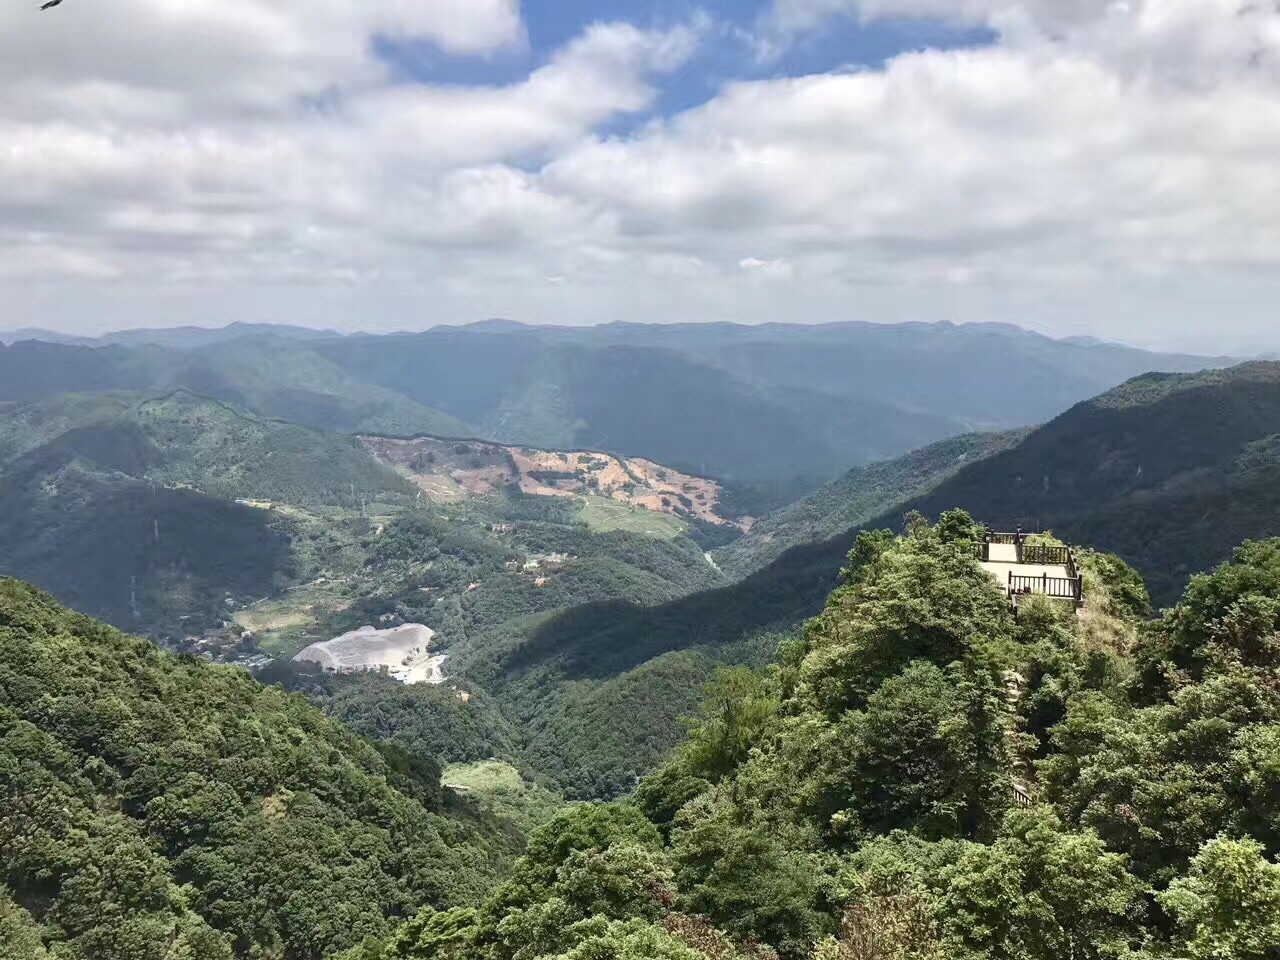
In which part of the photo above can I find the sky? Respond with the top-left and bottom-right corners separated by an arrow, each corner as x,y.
1,0 -> 1278,353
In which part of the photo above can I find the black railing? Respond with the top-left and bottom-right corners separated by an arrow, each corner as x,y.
1013,782 -> 1034,809
1009,571 -> 1083,603
1022,544 -> 1070,566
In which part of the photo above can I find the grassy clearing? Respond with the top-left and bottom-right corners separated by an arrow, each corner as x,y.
578,496 -> 686,539
443,759 -> 526,794
240,579 -> 361,658
443,760 -> 564,835
234,608 -> 313,634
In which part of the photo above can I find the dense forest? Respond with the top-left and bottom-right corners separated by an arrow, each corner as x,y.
5,507 -> 1280,956
0,580 -> 530,960
330,513 -> 1280,960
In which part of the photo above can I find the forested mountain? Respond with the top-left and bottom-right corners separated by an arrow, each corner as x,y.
0,389 -> 729,655
5,377 -> 1280,957
714,429 -> 1030,577
0,579 -> 524,960
0,338 -> 468,439
0,392 -> 414,635
899,362 -> 1280,602
0,320 -> 1229,493
5,356 -> 1274,806
482,361 -> 1280,796
335,519 -> 1280,960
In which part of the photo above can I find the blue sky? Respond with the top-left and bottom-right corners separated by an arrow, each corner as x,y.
5,0 -> 1279,353
379,1 -> 995,122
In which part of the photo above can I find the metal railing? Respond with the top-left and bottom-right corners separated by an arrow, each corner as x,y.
1009,571 -> 1083,603
1021,544 -> 1071,566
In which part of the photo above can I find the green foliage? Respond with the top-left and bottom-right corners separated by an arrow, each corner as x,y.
378,907 -> 480,959
928,809 -> 1142,960
1076,550 -> 1151,621
808,661 -> 1011,844
0,580 -> 515,960
547,918 -> 710,960
684,668 -> 778,781
0,888 -> 51,960
801,525 -> 1015,714
1134,539 -> 1280,698
934,509 -> 984,545
1160,837 -> 1280,960
472,523 -> 1278,960
670,790 -> 835,957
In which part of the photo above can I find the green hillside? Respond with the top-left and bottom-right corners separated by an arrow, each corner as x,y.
476,361 -> 1280,797
178,338 -> 475,438
901,362 -> 1280,602
0,391 -> 415,506
0,580 -> 522,960
356,520 -> 1280,960
0,392 -> 418,637
715,429 -> 1030,577
0,338 -> 471,440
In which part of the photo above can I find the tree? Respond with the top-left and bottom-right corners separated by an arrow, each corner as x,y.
934,509 -> 984,546
0,889 -> 51,960
808,661 -> 1011,843
1160,837 -> 1280,960
685,668 -> 778,781
802,529 -> 1015,714
671,790 -> 834,958
930,810 -> 1142,960
811,886 -> 941,960
1134,539 -> 1280,699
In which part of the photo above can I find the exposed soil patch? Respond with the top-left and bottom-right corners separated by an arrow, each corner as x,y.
360,435 -> 745,529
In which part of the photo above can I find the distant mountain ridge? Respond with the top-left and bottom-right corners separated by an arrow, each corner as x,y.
0,320 -> 1234,491
0,321 -> 343,347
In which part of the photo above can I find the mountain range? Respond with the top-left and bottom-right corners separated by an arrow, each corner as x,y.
483,360 -> 1280,795
0,320 -> 1231,494
1,321 -> 1275,801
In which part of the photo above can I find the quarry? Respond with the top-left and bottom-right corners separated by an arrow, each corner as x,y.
292,623 -> 447,685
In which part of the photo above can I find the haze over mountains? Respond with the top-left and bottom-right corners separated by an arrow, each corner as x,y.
4,318 -> 1280,959
0,320 -> 1231,492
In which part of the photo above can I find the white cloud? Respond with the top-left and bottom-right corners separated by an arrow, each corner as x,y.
2,0 -> 1280,352
0,0 -> 524,117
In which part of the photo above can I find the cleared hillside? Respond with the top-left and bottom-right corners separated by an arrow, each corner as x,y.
362,434 -> 744,530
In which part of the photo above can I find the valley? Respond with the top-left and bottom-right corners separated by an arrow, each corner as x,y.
8,1 -> 1280,952
2,321 -> 1277,960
